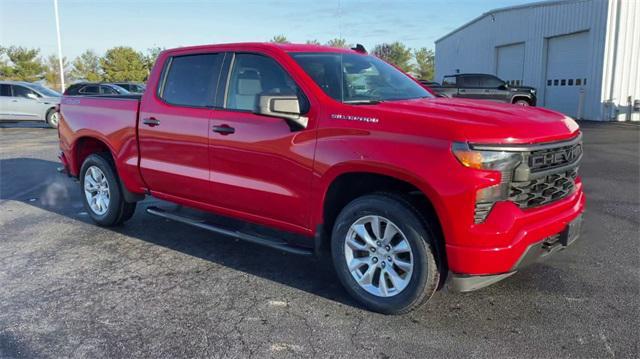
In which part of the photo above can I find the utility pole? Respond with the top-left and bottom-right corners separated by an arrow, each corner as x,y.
53,0 -> 65,91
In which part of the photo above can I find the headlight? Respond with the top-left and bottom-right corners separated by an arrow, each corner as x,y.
451,142 -> 522,171
452,142 -> 523,223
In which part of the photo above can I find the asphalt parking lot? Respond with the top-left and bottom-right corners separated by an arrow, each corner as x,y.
0,121 -> 638,358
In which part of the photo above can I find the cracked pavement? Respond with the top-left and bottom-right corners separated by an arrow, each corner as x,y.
0,121 -> 638,358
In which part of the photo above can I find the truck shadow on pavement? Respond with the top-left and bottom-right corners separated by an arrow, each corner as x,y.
1,157 -> 592,316
0,157 -> 354,307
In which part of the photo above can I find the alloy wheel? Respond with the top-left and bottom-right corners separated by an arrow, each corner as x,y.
84,166 -> 110,215
344,215 -> 414,297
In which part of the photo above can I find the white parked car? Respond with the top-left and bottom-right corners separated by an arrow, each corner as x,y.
0,81 -> 62,128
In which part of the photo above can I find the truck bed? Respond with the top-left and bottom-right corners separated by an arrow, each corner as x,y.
59,95 -> 145,194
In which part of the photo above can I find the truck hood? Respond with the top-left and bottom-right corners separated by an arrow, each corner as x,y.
375,97 -> 579,144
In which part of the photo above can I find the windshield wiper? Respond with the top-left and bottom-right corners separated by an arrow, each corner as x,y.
343,99 -> 383,105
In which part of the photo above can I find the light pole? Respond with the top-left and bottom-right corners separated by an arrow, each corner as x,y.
53,0 -> 65,91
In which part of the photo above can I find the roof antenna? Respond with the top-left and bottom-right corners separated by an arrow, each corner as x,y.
351,44 -> 367,54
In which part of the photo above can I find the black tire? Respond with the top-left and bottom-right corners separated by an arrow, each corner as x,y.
331,193 -> 440,314
514,99 -> 531,106
46,108 -> 59,128
80,153 -> 136,226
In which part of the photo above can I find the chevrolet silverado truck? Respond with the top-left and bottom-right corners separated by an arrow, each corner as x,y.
58,43 -> 584,314
429,74 -> 537,106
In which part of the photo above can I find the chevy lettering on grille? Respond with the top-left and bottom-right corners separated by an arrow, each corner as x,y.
529,143 -> 582,172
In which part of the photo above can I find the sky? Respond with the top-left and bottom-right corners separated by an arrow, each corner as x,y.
1,0 -> 533,59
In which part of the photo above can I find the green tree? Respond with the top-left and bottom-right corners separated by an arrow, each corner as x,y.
0,46 -> 45,81
0,47 -> 9,78
326,38 -> 350,48
305,39 -> 321,45
371,42 -> 413,73
413,47 -> 435,80
71,50 -> 102,82
270,35 -> 289,43
100,46 -> 147,82
43,55 -> 70,92
143,46 -> 164,73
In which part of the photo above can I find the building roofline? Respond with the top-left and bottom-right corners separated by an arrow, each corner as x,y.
435,0 -> 589,44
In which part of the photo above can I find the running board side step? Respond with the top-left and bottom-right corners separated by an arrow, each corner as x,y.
146,206 -> 314,256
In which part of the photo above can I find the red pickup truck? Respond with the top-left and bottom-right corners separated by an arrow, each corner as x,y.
58,43 -> 585,314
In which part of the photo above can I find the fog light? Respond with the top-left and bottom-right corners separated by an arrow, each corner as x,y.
474,183 -> 509,224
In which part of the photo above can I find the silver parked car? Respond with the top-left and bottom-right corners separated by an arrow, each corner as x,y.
0,81 -> 62,128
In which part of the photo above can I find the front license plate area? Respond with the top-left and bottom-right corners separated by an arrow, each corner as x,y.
561,215 -> 583,246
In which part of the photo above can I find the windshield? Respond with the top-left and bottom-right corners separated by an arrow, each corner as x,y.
290,52 -> 432,103
29,84 -> 61,97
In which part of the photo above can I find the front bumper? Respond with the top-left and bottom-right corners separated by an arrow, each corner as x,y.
448,211 -> 583,292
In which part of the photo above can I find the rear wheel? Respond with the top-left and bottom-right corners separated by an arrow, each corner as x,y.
46,109 -> 60,128
331,193 -> 440,314
80,153 -> 136,226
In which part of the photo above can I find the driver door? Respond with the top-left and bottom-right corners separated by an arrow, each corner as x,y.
207,52 -> 316,230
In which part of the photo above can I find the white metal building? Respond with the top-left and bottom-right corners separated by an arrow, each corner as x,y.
435,0 -> 639,121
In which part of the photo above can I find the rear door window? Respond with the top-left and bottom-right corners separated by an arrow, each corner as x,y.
459,76 -> 481,88
160,53 -> 223,107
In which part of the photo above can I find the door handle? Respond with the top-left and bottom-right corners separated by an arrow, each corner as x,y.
212,124 -> 235,135
142,117 -> 160,127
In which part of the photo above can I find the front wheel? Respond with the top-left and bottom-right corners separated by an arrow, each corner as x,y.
80,153 -> 136,226
514,99 -> 531,106
331,193 -> 440,314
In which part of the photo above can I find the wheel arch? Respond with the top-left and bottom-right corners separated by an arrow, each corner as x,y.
317,166 -> 448,283
73,135 -> 143,203
511,95 -> 533,105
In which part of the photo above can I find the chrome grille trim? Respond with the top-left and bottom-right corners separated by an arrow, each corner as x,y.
469,133 -> 582,152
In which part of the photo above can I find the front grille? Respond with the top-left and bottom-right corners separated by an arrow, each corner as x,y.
509,168 -> 578,208
528,142 -> 582,172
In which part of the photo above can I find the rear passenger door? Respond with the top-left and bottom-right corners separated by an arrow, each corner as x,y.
457,75 -> 484,99
138,52 -> 224,203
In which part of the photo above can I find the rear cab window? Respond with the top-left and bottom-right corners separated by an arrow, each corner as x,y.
159,53 -> 224,107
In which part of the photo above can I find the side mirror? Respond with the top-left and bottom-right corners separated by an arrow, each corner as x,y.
27,93 -> 39,100
258,95 -> 308,129
498,83 -> 509,90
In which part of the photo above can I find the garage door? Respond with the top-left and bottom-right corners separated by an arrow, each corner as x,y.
544,31 -> 590,118
497,43 -> 525,86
